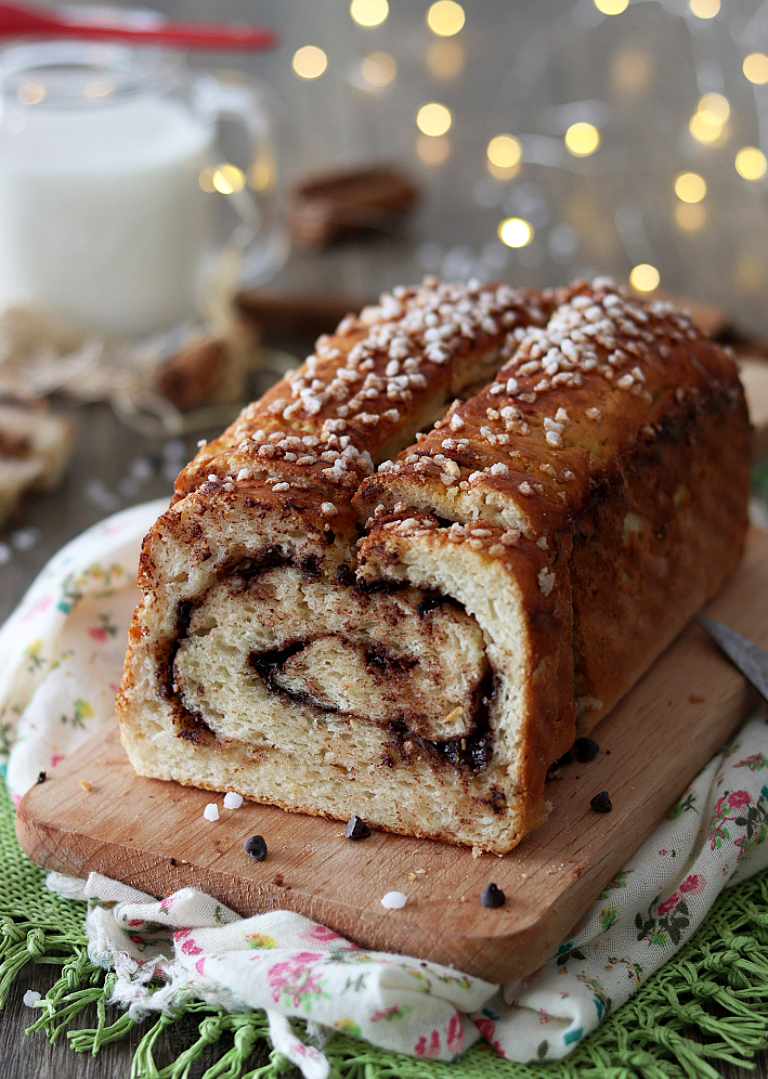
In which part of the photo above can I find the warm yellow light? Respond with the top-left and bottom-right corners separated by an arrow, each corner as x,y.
498,218 -> 534,248
675,202 -> 706,232
360,51 -> 397,87
206,164 -> 246,196
744,53 -> 768,85
629,263 -> 660,292
687,93 -> 730,146
17,82 -> 45,104
595,0 -> 629,13
416,134 -> 451,165
564,122 -> 600,157
292,45 -> 328,80
735,146 -> 768,181
688,112 -> 723,145
487,135 -> 522,169
698,92 -> 730,125
427,1 -> 465,36
247,153 -> 276,192
674,171 -> 707,204
425,39 -> 465,79
350,0 -> 388,27
417,102 -> 452,137
198,168 -> 216,193
689,0 -> 720,17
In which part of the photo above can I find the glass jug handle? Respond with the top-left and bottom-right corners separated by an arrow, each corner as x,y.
193,71 -> 288,306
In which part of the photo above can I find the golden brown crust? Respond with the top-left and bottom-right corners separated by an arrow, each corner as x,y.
118,277 -> 751,854
173,281 -> 552,506
354,280 -> 746,533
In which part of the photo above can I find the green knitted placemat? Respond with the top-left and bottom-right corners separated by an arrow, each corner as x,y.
2,775 -> 768,1079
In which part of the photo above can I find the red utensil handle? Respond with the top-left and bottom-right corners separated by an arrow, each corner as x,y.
53,23 -> 278,50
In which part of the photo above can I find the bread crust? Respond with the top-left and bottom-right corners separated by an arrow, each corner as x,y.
117,278 -> 750,853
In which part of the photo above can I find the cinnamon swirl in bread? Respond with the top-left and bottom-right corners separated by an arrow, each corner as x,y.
117,278 -> 750,854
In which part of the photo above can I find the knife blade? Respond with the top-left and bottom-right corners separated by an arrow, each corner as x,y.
694,615 -> 768,702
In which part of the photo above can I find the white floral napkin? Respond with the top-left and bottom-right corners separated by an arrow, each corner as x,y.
3,502 -> 768,1078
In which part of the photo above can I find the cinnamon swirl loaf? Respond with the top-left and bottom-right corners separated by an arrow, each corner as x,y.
117,278 -> 750,854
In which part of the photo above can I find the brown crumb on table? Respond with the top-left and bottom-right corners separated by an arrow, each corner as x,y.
689,693 -> 706,703
79,779 -> 91,793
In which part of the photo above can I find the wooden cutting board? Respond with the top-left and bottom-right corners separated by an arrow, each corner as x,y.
16,527 -> 768,985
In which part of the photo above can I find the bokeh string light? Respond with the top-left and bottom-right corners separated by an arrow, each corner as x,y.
426,1 -> 465,37
350,0 -> 389,28
292,46 -> 328,80
594,0 -> 628,14
305,0 -> 768,320
735,147 -> 768,181
199,164 -> 246,195
487,135 -> 522,170
564,122 -> 600,156
743,52 -> 768,85
629,263 -> 660,292
416,102 -> 452,137
688,93 -> 730,145
688,0 -> 720,18
498,218 -> 534,248
674,172 -> 707,204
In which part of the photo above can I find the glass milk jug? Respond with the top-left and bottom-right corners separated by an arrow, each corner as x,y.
0,41 -> 285,337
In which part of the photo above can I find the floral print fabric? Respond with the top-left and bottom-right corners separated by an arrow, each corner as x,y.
4,503 -> 768,1076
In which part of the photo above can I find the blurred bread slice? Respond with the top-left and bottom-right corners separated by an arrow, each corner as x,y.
0,398 -> 74,525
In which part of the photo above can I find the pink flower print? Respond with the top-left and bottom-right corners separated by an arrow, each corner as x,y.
174,928 -> 192,941
267,953 -> 330,1012
12,793 -> 21,808
196,957 -> 206,976
305,924 -> 344,944
727,790 -> 751,809
735,753 -> 768,772
22,595 -> 53,622
88,614 -> 117,643
180,937 -> 203,956
658,849 -> 668,856
679,873 -> 706,896
474,1018 -> 505,1056
446,1013 -> 463,1053
656,893 -> 680,918
50,754 -> 65,767
415,1030 -> 441,1058
160,897 -> 174,913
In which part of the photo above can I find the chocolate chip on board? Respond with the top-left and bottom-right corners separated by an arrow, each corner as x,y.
345,814 -> 372,840
575,737 -> 600,763
590,791 -> 613,813
244,835 -> 268,861
480,882 -> 506,908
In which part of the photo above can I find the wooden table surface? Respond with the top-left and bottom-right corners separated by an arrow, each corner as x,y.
3,1 -> 768,1074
